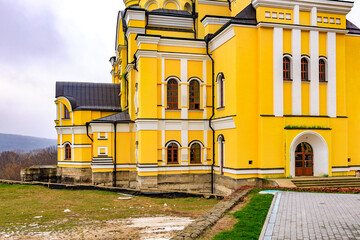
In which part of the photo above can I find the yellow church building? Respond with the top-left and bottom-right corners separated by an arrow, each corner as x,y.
55,0 -> 360,194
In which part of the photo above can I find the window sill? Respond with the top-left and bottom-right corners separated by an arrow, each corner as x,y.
166,109 -> 181,112
64,159 -> 71,161
188,109 -> 204,112
167,162 -> 179,165
283,79 -> 293,82
98,138 -> 108,140
319,81 -> 328,84
301,80 -> 311,83
216,107 -> 225,111
62,118 -> 71,120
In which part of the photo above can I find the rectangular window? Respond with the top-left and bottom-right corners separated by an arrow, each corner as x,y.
336,18 -> 341,24
279,13 -> 284,19
330,18 -> 334,24
272,12 -> 277,19
98,132 -> 108,140
317,17 -> 322,23
286,13 -> 291,20
323,17 -> 328,23
98,147 -> 108,156
63,105 -> 70,119
265,11 -> 270,18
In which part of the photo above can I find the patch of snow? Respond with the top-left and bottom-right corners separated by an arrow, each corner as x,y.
63,209 -> 71,213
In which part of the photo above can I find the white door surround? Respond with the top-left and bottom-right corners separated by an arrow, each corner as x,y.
290,131 -> 329,177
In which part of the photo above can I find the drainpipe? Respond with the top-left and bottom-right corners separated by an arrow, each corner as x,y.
192,0 -> 196,39
113,122 -> 117,187
227,0 -> 231,11
206,41 -> 215,194
85,122 -> 93,142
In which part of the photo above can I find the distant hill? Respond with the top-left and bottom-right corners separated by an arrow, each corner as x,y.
0,133 -> 57,153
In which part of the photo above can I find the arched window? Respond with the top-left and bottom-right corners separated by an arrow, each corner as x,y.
189,80 -> 200,110
217,135 -> 225,175
190,143 -> 201,163
217,73 -> 225,108
167,142 -> 179,164
283,57 -> 291,80
319,59 -> 326,82
184,2 -> 192,13
301,58 -> 309,81
63,105 -> 70,119
167,79 -> 178,109
64,143 -> 71,160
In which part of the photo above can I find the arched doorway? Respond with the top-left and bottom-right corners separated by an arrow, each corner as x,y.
295,142 -> 313,176
289,131 -> 329,177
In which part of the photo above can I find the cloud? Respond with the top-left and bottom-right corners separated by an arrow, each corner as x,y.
0,0 -> 66,65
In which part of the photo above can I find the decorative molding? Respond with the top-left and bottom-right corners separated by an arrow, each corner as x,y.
137,165 -> 212,173
126,27 -> 146,39
273,27 -> 284,117
213,166 -> 285,175
198,0 -> 229,6
135,50 -> 211,61
57,161 -> 91,166
124,9 -> 145,25
209,26 -> 235,52
136,35 -> 206,49
201,16 -> 232,27
148,15 -> 193,29
211,116 -> 235,130
252,0 -> 353,15
135,119 -> 210,131
257,22 -> 349,34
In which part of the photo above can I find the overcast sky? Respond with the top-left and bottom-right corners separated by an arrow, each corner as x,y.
0,0 -> 359,139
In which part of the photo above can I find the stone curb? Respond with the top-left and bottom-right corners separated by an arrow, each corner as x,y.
171,189 -> 251,240
258,192 -> 279,240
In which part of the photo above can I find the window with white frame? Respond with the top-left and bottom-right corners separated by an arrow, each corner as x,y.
98,147 -> 108,156
98,132 -> 108,140
216,73 -> 225,109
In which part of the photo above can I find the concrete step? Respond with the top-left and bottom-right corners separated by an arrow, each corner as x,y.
292,178 -> 360,188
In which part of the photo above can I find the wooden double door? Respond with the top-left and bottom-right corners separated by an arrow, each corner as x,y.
295,142 -> 313,176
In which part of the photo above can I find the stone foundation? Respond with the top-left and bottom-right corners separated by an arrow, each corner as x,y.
92,171 -> 138,188
57,167 -> 92,184
214,174 -> 278,195
21,165 -> 57,183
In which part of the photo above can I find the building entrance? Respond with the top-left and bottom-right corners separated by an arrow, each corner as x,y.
295,142 -> 313,176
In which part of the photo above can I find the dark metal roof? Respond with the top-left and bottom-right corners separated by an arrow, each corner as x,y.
56,82 -> 121,112
347,20 -> 360,34
91,111 -> 131,123
232,4 -> 257,25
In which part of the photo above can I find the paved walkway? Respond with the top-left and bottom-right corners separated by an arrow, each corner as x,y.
261,191 -> 360,240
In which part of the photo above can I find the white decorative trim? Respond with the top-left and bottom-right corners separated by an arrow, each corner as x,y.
310,30 -> 319,116
72,145 -> 92,148
161,58 -> 165,118
126,63 -> 134,72
98,147 -> 108,156
144,0 -> 159,10
197,0 -> 228,6
327,32 -> 336,118
98,132 -> 108,140
332,166 -> 360,172
212,117 -> 235,130
273,27 -> 283,117
293,5 -> 300,25
181,122 -> 188,164
125,9 -> 145,25
181,59 -> 188,119
201,16 -> 232,27
135,50 -> 210,61
311,7 -> 317,26
135,119 -> 210,131
126,27 -> 146,39
252,0 -> 353,15
136,35 -> 206,49
203,60 -> 207,119
56,126 -> 88,135
148,15 -> 192,29
58,161 -> 91,166
138,165 -> 212,173
257,22 -> 349,34
209,26 -> 235,52
213,167 -> 285,175
292,29 -> 302,115
56,97 -> 73,112
162,0 -> 180,9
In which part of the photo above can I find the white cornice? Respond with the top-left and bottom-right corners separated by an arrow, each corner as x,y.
148,15 -> 194,29
252,0 -> 353,15
257,22 -> 349,34
211,116 -> 236,130
124,9 -> 146,26
198,0 -> 229,6
201,16 -> 232,28
136,35 -> 206,49
126,27 -> 146,39
135,50 -> 211,61
209,25 -> 235,52
213,166 -> 285,175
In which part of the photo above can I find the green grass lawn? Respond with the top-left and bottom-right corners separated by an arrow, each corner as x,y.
213,191 -> 274,240
0,183 -> 218,234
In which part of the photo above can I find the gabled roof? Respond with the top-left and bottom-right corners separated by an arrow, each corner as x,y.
56,82 -> 121,112
148,9 -> 194,18
347,20 -> 360,34
90,111 -> 132,123
232,3 -> 257,25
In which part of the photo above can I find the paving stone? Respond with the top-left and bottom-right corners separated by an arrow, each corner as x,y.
263,192 -> 360,240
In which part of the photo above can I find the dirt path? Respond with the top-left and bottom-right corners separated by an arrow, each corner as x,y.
2,216 -> 194,240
